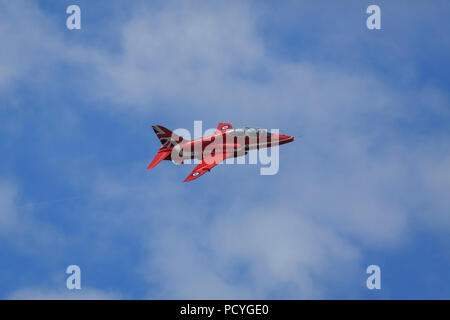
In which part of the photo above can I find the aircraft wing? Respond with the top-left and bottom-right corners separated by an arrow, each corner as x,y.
184,153 -> 232,182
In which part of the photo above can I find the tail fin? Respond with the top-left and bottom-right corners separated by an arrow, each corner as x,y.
152,125 -> 184,147
147,125 -> 185,170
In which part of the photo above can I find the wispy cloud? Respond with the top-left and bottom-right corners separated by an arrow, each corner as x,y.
0,0 -> 449,299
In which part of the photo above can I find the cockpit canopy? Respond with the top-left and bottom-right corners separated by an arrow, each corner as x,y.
227,127 -> 272,138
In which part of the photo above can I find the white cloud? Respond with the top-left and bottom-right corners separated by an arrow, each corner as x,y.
9,287 -> 120,300
89,171 -> 361,299
0,1 -> 63,89
73,1 -> 450,298
209,207 -> 360,298
0,0 -> 449,299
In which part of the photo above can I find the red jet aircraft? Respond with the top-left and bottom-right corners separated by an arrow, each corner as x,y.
147,123 -> 294,182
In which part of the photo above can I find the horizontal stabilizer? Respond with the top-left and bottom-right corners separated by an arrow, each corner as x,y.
147,149 -> 171,170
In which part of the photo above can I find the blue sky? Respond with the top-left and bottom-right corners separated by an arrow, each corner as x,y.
0,0 -> 449,299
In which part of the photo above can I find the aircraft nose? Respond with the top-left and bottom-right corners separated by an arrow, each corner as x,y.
279,134 -> 295,143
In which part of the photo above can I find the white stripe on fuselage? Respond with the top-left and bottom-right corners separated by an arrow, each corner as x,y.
177,137 -> 291,160
246,137 -> 291,149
